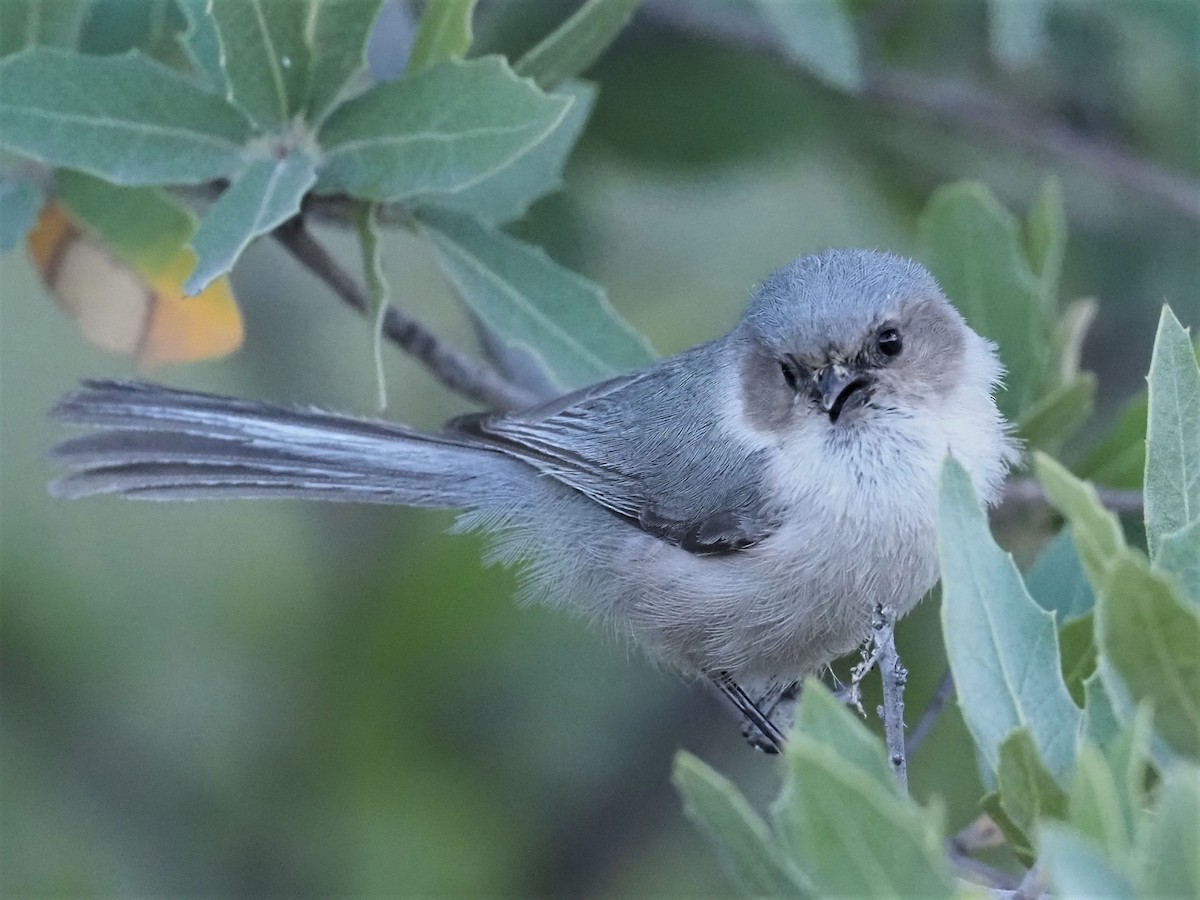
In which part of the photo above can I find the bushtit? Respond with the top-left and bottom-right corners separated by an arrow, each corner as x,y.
50,249 -> 1018,751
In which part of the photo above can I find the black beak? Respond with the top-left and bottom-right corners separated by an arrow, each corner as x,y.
815,366 -> 871,423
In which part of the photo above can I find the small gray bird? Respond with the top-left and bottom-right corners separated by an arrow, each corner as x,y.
50,249 -> 1018,751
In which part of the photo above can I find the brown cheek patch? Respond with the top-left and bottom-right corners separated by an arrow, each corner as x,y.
739,343 -> 795,432
899,297 -> 967,398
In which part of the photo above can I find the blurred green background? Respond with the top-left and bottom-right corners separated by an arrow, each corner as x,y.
2,1 -> 1197,895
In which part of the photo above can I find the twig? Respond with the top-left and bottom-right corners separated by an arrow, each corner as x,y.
1001,476 -> 1142,514
273,217 -> 539,412
907,670 -> 955,756
641,0 -> 1200,224
872,605 -> 909,791
863,67 -> 1200,223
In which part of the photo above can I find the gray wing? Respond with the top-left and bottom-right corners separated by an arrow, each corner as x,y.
449,341 -> 779,555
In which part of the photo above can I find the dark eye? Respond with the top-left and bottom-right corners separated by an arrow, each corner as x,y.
877,328 -> 902,357
780,358 -> 800,390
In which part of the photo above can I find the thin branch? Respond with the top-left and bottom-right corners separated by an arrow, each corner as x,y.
872,605 -> 909,791
907,670 -> 955,756
641,0 -> 1200,223
273,217 -> 539,412
1001,476 -> 1143,514
864,67 -> 1200,222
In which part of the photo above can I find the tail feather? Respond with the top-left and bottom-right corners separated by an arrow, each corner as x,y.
49,379 -> 521,508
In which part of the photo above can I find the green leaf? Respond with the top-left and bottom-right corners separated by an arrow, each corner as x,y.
1026,176 -> 1066,297
318,56 -> 572,202
1059,613 -> 1097,706
672,752 -> 808,898
1038,824 -> 1135,897
514,0 -> 641,92
78,0 -> 188,63
209,0 -> 310,130
185,150 -> 317,294
414,79 -> 595,225
1077,392 -> 1147,490
1017,372 -> 1095,453
919,181 -> 1050,418
304,0 -> 384,123
988,0 -> 1049,69
1033,453 -> 1127,590
1156,519 -> 1200,607
1099,552 -> 1200,759
996,727 -> 1069,840
0,0 -> 90,57
938,456 -> 1081,781
1082,671 -> 1121,750
1068,744 -> 1132,859
0,48 -> 251,185
418,207 -> 655,390
1055,298 -> 1095,384
771,686 -> 953,899
1107,702 -> 1154,834
407,0 -> 475,75
1133,763 -> 1200,899
0,172 -> 44,252
1145,305 -> 1200,557
56,169 -> 195,274
177,0 -> 226,92
355,202 -> 389,411
1025,528 -> 1096,623
753,0 -> 863,92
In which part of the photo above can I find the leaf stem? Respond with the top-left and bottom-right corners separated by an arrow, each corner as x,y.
273,216 -> 539,412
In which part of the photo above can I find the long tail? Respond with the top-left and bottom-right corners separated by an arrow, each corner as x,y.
49,379 -> 522,507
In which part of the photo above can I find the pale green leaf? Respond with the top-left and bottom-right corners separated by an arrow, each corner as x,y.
1082,670 -> 1121,750
1026,176 -> 1066,298
304,0 -> 384,123
56,169 -> 196,274
0,173 -> 43,252
0,48 -> 251,185
988,0 -> 1049,69
414,79 -> 595,225
1145,305 -> 1200,557
318,56 -> 572,202
210,0 -> 311,129
0,0 -> 90,57
1099,552 -> 1200,759
1133,763 -> 1200,899
773,686 -> 953,898
407,0 -> 475,74
514,0 -> 641,92
418,207 -> 655,390
1059,613 -> 1097,706
1017,373 -> 1095,454
1156,519 -> 1200,607
787,679 -> 896,791
185,150 -> 317,294
938,456 -> 1081,781
1068,744 -> 1132,859
754,0 -> 863,92
178,0 -> 227,92
672,752 -> 809,898
1025,528 -> 1095,623
1055,298 -> 1095,384
1038,824 -> 1134,898
996,727 -> 1069,840
919,182 -> 1051,418
1033,453 -> 1127,590
1078,393 -> 1148,490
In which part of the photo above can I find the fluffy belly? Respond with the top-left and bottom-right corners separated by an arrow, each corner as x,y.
618,505 -> 940,676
